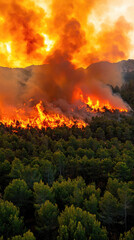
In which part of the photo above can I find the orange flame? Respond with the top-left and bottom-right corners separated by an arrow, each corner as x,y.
0,91 -> 129,130
0,101 -> 87,129
0,0 -> 132,129
85,96 -> 128,113
73,87 -> 128,113
0,0 -> 133,68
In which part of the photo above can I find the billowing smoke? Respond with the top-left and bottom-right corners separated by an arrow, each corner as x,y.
0,57 -> 130,125
0,0 -> 133,68
0,0 -> 132,127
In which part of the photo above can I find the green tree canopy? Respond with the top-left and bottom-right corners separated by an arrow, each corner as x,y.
8,230 -> 36,240
0,200 -> 23,239
58,205 -> 107,240
33,181 -> 54,207
4,179 -> 32,208
99,191 -> 119,225
119,227 -> 134,240
36,200 -> 59,239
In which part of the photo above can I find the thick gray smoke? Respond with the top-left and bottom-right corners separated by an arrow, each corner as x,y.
0,57 -> 130,121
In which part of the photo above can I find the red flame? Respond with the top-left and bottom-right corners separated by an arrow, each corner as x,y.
0,0 -> 131,129
0,93 -> 129,130
0,101 -> 87,129
72,87 -> 128,113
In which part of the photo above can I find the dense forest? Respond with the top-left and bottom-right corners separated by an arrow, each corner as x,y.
0,113 -> 134,240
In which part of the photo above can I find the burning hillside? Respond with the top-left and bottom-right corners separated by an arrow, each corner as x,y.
0,0 -> 133,128
0,61 -> 130,129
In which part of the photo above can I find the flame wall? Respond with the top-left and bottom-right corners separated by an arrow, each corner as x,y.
0,0 -> 132,128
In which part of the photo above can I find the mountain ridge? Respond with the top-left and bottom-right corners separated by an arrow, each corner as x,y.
0,59 -> 134,95
1,59 -> 134,72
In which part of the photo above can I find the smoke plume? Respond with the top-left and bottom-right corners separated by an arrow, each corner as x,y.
0,0 -> 132,128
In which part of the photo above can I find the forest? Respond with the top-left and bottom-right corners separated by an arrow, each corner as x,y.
0,112 -> 134,240
1,0 -> 134,238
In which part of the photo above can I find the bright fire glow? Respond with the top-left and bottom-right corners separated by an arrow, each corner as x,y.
0,0 -> 133,68
0,0 -> 131,129
73,88 -> 128,113
0,42 -> 11,54
6,43 -> 11,54
42,34 -> 55,52
85,96 -> 128,113
0,101 -> 87,129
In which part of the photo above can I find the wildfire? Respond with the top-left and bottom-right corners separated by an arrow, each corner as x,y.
85,96 -> 128,113
0,87 -> 129,130
0,0 -> 132,129
73,88 -> 128,113
0,101 -> 87,129
0,0 -> 133,68
42,34 -> 55,52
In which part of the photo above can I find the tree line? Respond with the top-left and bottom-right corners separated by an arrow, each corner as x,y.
0,115 -> 134,240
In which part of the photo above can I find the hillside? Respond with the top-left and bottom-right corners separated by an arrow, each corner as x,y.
0,61 -> 134,240
1,59 -> 134,88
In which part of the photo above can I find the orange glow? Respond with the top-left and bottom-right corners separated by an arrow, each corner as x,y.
85,96 -> 128,113
0,90 -> 129,130
0,101 -> 87,129
42,34 -> 55,52
73,87 -> 128,113
0,0 -> 132,129
0,0 -> 133,68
